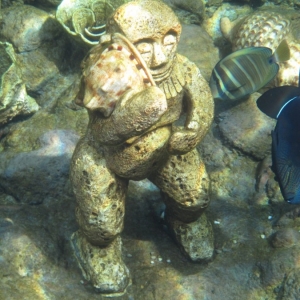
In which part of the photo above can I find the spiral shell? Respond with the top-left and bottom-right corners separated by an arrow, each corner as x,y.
232,10 -> 300,87
233,11 -> 291,51
82,34 -> 154,116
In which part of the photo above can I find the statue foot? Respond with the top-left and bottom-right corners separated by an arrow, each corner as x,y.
71,231 -> 131,296
165,213 -> 214,262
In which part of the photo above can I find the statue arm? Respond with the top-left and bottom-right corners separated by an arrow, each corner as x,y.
168,58 -> 214,154
89,86 -> 167,145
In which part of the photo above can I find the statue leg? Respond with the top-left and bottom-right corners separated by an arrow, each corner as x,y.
149,148 -> 214,262
70,137 -> 130,295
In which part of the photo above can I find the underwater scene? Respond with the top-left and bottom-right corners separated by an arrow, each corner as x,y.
0,0 -> 300,299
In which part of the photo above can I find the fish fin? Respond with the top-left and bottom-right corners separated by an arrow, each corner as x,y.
256,87 -> 300,119
272,40 -> 290,63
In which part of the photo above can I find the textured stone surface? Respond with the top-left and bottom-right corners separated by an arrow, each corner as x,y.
0,130 -> 79,204
177,24 -> 219,81
0,5 -> 62,52
282,269 -> 300,300
0,42 -> 39,125
218,93 -> 276,160
163,0 -> 205,25
271,228 -> 300,248
0,4 -> 84,107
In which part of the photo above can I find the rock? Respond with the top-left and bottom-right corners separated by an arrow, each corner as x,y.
282,269 -> 300,300
0,42 -> 39,125
253,155 -> 283,205
34,0 -> 63,7
0,4 -> 83,106
276,207 -> 300,229
177,24 -> 219,81
163,0 -> 205,24
0,5 -> 62,52
271,228 -> 300,248
257,249 -> 299,288
0,129 -> 79,204
218,93 -> 276,160
165,212 -> 214,262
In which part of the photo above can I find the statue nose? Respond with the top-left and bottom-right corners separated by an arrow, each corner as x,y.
151,43 -> 167,67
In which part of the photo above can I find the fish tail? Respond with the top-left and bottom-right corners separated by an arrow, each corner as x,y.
272,39 -> 290,63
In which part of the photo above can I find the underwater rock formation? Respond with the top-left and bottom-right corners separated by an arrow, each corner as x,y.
218,93 -> 276,160
163,0 -> 205,25
0,4 -> 80,107
282,269 -> 300,300
0,42 -> 38,125
0,129 -> 79,205
271,228 -> 300,248
0,5 -> 62,53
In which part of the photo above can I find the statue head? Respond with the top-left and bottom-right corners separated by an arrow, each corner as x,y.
107,0 -> 182,82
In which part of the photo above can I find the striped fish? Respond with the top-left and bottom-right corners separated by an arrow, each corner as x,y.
209,40 -> 290,101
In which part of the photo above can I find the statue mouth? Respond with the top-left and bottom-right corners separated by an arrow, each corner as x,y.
150,63 -> 173,82
150,66 -> 172,82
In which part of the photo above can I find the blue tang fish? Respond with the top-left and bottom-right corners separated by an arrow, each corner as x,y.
210,40 -> 290,101
256,74 -> 300,204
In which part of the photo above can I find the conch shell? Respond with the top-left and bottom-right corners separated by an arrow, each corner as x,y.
82,33 -> 155,117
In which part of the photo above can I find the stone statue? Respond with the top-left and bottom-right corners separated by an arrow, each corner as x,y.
70,0 -> 214,296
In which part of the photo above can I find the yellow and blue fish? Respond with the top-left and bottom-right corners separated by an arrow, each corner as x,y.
210,40 -> 290,101
256,74 -> 300,204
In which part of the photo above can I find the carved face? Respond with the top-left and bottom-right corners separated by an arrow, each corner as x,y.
133,32 -> 178,82
107,0 -> 181,82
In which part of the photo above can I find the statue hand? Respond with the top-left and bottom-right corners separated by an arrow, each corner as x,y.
167,125 -> 200,155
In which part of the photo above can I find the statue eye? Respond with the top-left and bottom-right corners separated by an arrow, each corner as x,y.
135,42 -> 153,55
163,34 -> 176,46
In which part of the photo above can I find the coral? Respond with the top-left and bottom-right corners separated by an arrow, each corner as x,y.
56,0 -> 131,45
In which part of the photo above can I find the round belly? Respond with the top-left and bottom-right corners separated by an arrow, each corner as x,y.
105,126 -> 171,180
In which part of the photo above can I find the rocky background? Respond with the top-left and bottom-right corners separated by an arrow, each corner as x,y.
0,0 -> 300,299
